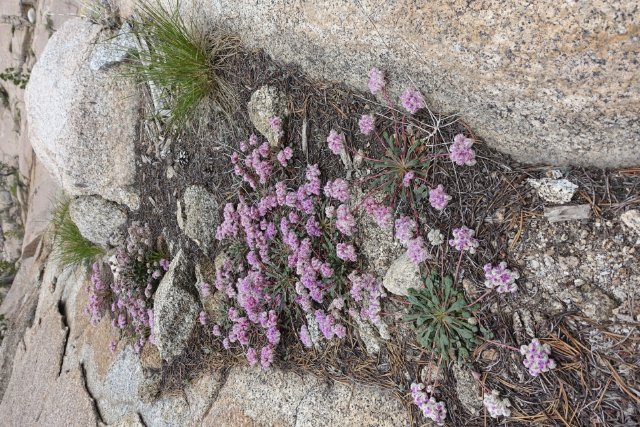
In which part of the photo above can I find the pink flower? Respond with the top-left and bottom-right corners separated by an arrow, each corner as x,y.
246,347 -> 258,367
277,147 -> 293,167
326,129 -> 345,155
449,134 -> 477,166
520,339 -> 556,376
410,383 -> 447,426
335,204 -> 355,236
324,179 -> 349,202
363,198 -> 392,228
406,237 -> 429,264
402,171 -> 415,187
367,67 -> 386,94
428,184 -> 451,211
394,216 -> 416,245
358,114 -> 375,135
198,311 -> 207,325
484,262 -> 519,293
300,325 -> 313,348
108,340 -> 117,353
269,116 -> 284,138
400,88 -> 425,114
449,226 -> 479,253
336,243 -> 357,262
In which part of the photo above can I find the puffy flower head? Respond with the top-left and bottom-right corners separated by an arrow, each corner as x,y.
336,243 -> 357,262
449,134 -> 477,166
358,114 -> 375,135
449,226 -> 479,253
402,171 -> 415,187
427,228 -> 444,246
326,129 -> 345,155
483,390 -> 511,418
410,383 -> 447,426
367,67 -> 386,94
400,88 -> 425,114
429,184 -> 451,211
277,147 -> 293,167
520,338 -> 556,376
394,216 -> 416,245
483,262 -> 519,293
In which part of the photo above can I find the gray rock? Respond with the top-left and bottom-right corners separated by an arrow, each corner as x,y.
25,18 -> 140,209
89,23 -> 137,71
354,316 -> 380,355
0,190 -> 12,211
152,250 -> 199,361
247,85 -> 288,147
528,178 -> 578,204
178,186 -> 219,253
452,364 -> 483,416
69,195 -> 127,248
382,253 -> 421,296
621,210 -> 640,237
194,1 -> 640,168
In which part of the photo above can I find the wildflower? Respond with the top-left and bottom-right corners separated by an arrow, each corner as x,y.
428,184 -> 451,211
198,311 -> 207,326
358,114 -> 375,135
277,147 -> 293,167
300,324 -> 313,348
363,197 -> 392,228
324,179 -> 350,202
305,216 -> 322,237
402,171 -> 415,187
400,88 -> 425,114
159,259 -> 170,271
325,205 -> 336,219
410,383 -> 447,426
427,228 -> 444,246
520,338 -> 556,376
269,116 -> 284,138
108,340 -> 117,353
246,347 -> 258,367
394,216 -> 416,245
449,226 -> 479,253
335,204 -> 356,236
200,282 -> 211,297
406,237 -> 429,264
449,134 -> 477,166
367,67 -> 386,94
483,390 -> 511,418
483,262 -> 519,293
212,324 -> 221,336
336,243 -> 357,262
326,129 -> 345,155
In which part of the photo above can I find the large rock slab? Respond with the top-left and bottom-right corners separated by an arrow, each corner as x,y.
25,18 -> 140,209
177,185 -> 219,254
163,0 -> 639,168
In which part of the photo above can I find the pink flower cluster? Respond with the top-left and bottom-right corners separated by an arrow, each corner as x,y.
428,184 -> 451,211
269,116 -> 284,139
358,114 -> 375,136
483,262 -> 519,293
363,197 -> 392,228
448,226 -> 479,253
449,134 -> 477,166
520,338 -> 556,376
277,147 -> 293,167
395,216 -> 429,264
326,129 -> 345,155
400,88 -> 425,114
367,67 -> 386,95
232,134 -> 272,189
324,179 -> 349,202
85,222 -> 165,353
210,151 -> 387,366
410,383 -> 447,426
483,390 -> 512,418
348,272 -> 385,326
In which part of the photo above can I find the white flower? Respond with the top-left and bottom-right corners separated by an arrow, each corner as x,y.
483,390 -> 511,418
427,228 -> 444,246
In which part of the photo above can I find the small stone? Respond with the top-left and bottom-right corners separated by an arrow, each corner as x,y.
152,249 -> 199,361
355,316 -> 380,355
452,364 -> 483,415
27,8 -> 36,24
481,348 -> 499,362
247,85 -> 289,147
179,186 -> 220,254
528,178 -> 578,204
544,204 -> 591,223
621,210 -> 640,237
382,253 -> 421,296
420,362 -> 444,384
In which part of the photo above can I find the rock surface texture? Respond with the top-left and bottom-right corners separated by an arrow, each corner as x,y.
154,0 -> 640,168
25,18 -> 140,209
70,195 -> 127,248
177,185 -> 219,253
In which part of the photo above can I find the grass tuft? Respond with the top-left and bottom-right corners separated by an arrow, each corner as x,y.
51,197 -> 105,267
126,0 -> 239,133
